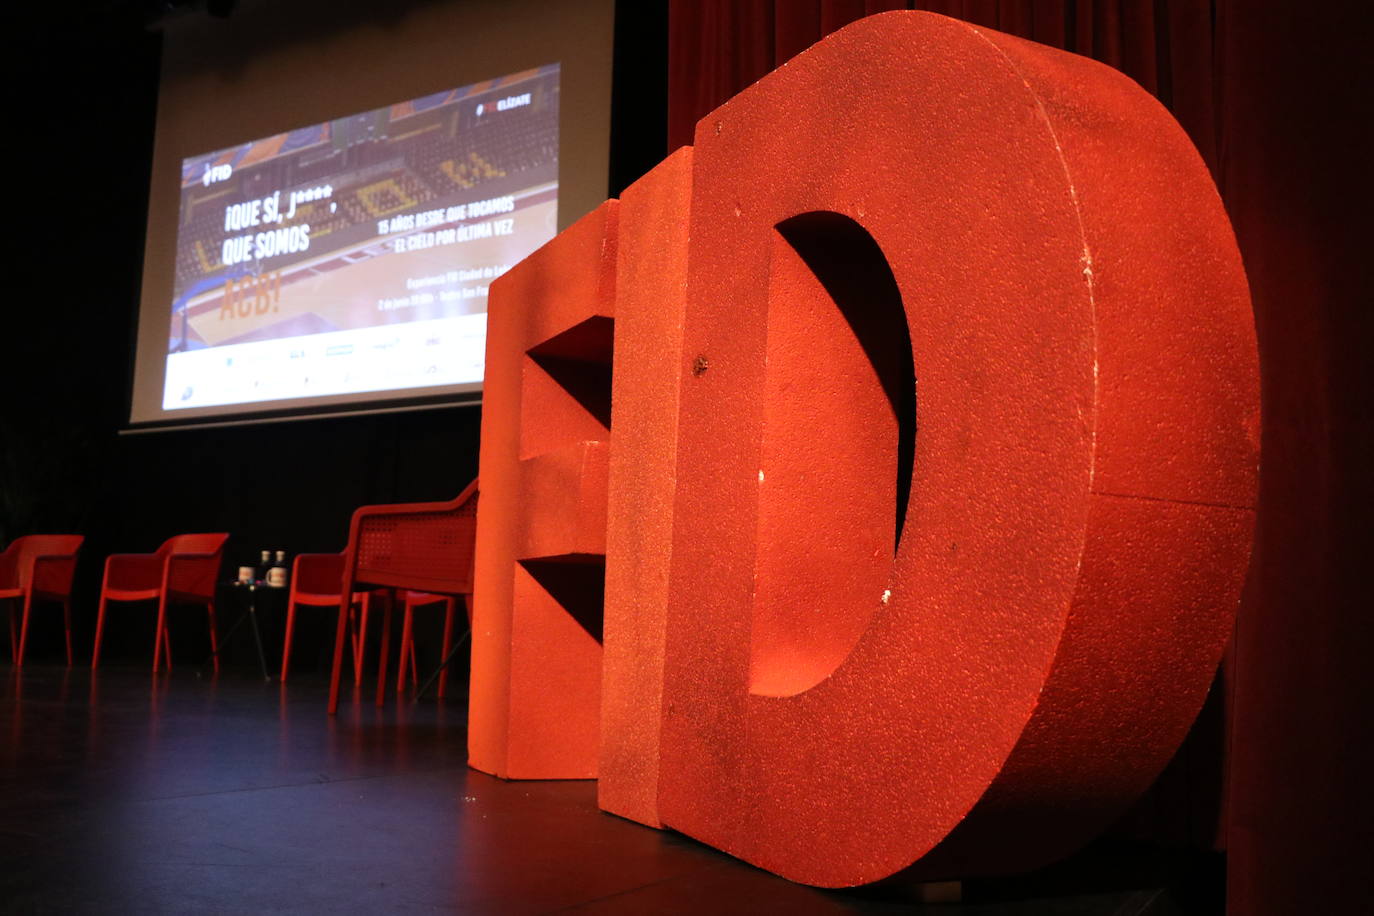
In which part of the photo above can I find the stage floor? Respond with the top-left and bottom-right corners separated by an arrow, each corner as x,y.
0,666 -> 1220,914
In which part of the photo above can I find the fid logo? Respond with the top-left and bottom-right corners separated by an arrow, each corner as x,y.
202,162 -> 233,186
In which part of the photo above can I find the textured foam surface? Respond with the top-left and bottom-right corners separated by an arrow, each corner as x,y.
598,148 -> 694,826
652,11 -> 1257,887
469,202 -> 618,780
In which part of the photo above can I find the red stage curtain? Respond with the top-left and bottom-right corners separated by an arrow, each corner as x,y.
669,0 -> 1220,171
1216,3 -> 1368,914
666,2 -> 1368,912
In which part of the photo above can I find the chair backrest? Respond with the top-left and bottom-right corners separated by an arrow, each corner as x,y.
4,535 -> 84,588
353,481 -> 479,593
157,533 -> 230,557
290,552 -> 348,596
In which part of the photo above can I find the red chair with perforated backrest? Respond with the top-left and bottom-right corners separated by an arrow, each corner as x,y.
280,552 -> 389,683
0,535 -> 84,666
91,533 -> 229,673
327,480 -> 478,713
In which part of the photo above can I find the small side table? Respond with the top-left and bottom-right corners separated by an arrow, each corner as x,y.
199,581 -> 281,681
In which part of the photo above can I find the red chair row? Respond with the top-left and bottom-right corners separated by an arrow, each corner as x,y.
1,533 -> 229,670
4,480 -> 478,702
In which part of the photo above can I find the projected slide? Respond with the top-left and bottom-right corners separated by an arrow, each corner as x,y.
162,64 -> 559,411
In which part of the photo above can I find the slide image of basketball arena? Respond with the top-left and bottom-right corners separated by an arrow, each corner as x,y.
162,64 -> 559,411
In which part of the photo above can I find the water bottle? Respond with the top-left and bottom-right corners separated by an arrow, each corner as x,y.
268,550 -> 288,588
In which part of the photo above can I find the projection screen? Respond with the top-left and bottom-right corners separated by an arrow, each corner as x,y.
128,0 -> 614,429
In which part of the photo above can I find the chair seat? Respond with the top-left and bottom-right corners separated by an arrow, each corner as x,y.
106,587 -> 215,602
2,587 -> 88,601
402,591 -> 451,604
293,590 -> 375,606
102,587 -> 163,602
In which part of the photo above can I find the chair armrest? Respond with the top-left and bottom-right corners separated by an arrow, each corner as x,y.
31,554 -> 78,596
103,553 -> 163,591
349,499 -> 468,524
344,480 -> 480,545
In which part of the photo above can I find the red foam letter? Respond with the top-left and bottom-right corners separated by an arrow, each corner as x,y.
469,202 -> 617,779
598,148 -> 694,825
654,12 -> 1258,886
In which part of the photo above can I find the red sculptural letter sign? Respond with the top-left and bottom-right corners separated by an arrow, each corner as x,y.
469,204 -> 616,779
598,147 -> 694,825
475,11 -> 1259,888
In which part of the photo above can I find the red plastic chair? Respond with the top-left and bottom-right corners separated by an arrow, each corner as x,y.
328,480 -> 478,714
280,552 -> 388,683
0,535 -> 84,666
91,533 -> 229,672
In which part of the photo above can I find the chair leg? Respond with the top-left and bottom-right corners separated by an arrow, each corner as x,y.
280,598 -> 298,681
162,619 -> 173,671
348,598 -> 359,683
375,598 -> 392,707
206,600 -> 220,675
16,592 -> 37,667
63,599 -> 73,666
397,600 -> 414,694
327,571 -> 357,716
353,596 -> 371,687
7,600 -> 17,663
92,593 -> 109,669
347,602 -> 359,681
153,595 -> 169,673
438,598 -> 457,699
407,596 -> 421,686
